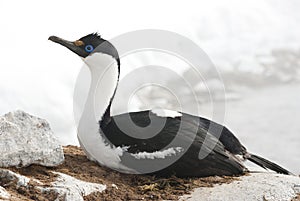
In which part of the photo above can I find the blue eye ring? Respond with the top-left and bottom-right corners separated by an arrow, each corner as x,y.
85,45 -> 94,53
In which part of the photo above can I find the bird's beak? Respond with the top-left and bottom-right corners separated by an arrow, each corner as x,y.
48,36 -> 85,56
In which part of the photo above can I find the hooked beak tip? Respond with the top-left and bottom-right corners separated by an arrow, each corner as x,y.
48,36 -> 62,43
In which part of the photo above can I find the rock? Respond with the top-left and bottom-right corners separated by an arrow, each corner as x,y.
180,173 -> 300,201
0,186 -> 10,200
0,169 -> 31,187
0,110 -> 64,167
43,172 -> 106,201
0,168 -> 106,201
1,143 -> 299,200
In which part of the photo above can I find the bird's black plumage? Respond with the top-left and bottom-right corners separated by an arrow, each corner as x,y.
100,110 -> 246,177
99,109 -> 291,177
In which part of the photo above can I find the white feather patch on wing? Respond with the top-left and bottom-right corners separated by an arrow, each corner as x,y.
131,147 -> 184,160
151,109 -> 182,118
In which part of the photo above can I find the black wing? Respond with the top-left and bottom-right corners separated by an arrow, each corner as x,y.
101,110 -> 246,155
100,110 -> 245,177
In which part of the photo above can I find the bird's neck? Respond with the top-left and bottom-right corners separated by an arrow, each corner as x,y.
77,52 -> 135,171
80,52 -> 119,130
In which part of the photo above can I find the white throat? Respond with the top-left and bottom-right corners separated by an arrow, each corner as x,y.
77,52 -> 134,172
82,52 -> 119,122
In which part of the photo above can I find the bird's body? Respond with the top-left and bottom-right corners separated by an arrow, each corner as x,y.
49,33 -> 291,177
100,109 -> 246,177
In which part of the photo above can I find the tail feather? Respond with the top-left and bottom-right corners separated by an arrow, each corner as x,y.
246,153 -> 292,175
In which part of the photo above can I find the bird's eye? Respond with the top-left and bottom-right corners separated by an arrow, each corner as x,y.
85,45 -> 94,53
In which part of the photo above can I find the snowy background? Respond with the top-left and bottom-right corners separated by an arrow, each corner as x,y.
0,0 -> 299,174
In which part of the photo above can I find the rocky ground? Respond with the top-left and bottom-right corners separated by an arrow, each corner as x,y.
1,146 -> 238,201
1,147 -> 300,201
1,111 -> 300,201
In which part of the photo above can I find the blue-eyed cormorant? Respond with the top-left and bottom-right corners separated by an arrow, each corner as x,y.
49,33 -> 291,177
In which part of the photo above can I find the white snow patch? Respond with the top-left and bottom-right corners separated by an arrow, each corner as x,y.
151,109 -> 182,118
112,184 -> 118,189
131,147 -> 184,160
180,173 -> 300,201
0,186 -> 10,200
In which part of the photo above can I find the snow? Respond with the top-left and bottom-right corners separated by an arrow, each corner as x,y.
131,147 -> 184,160
180,173 -> 300,201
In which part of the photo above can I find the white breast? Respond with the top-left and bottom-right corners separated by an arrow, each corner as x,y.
77,53 -> 136,173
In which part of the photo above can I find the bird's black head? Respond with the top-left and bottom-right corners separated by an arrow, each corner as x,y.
49,33 -> 119,64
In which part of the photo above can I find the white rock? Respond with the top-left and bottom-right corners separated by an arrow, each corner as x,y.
0,169 -> 30,187
0,168 -> 107,201
43,172 -> 106,201
0,186 -> 10,200
0,110 -> 64,167
112,183 -> 118,189
180,173 -> 300,201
